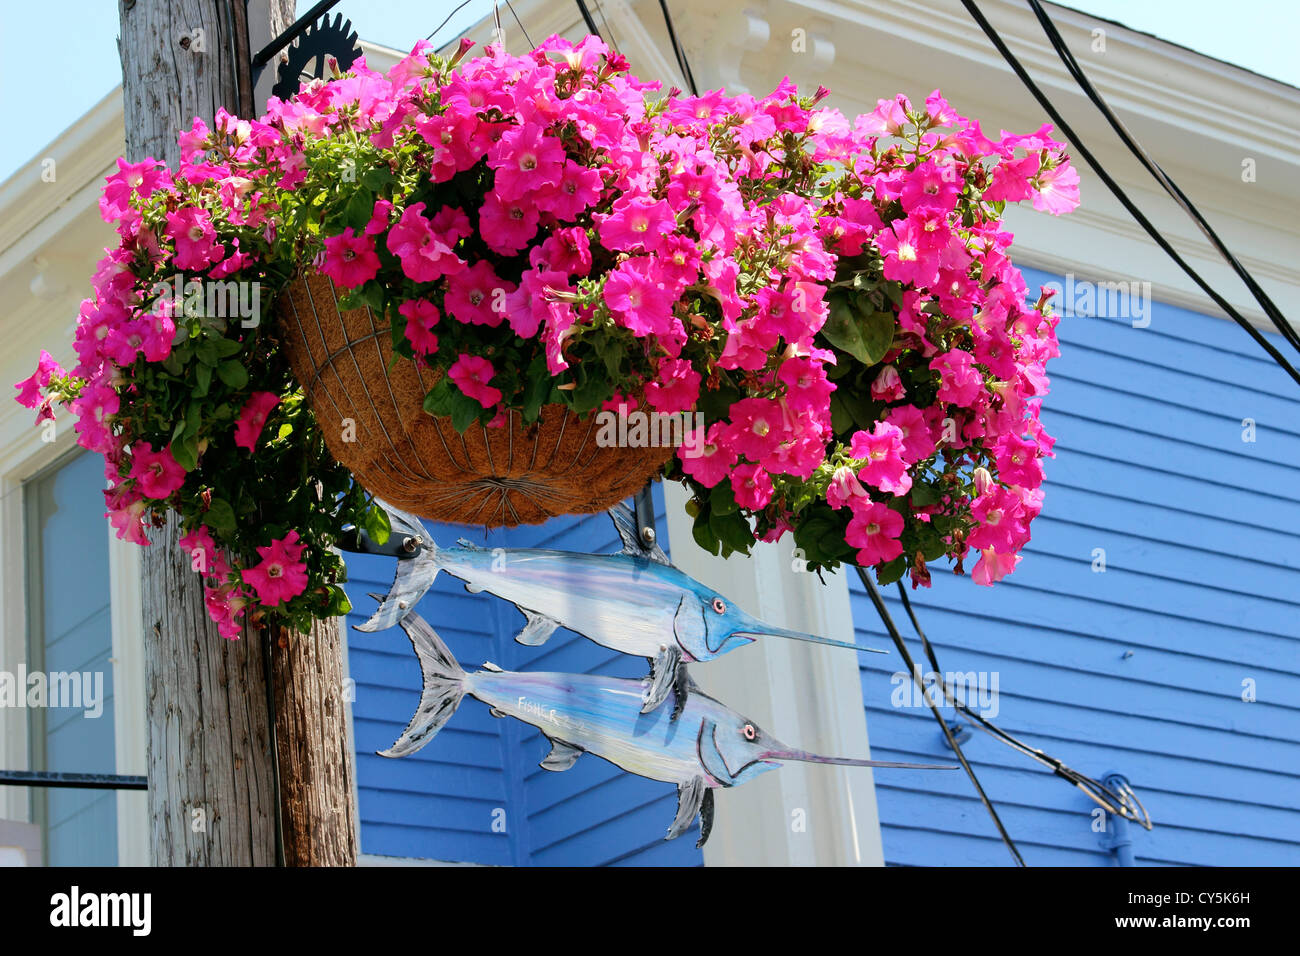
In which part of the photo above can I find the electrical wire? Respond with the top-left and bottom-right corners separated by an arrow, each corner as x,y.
1025,0 -> 1300,357
657,0 -> 699,96
426,0 -> 476,42
856,566 -> 1027,866
575,0 -> 603,40
892,582 -> 1152,830
960,0 -> 1300,389
505,0 -> 535,50
593,0 -> 620,54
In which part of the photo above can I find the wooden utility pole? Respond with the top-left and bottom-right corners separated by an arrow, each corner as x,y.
118,0 -> 358,865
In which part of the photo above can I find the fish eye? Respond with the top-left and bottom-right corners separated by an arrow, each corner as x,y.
742,723 -> 757,741
711,597 -> 727,614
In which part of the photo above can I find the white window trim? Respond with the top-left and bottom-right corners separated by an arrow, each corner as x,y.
0,422 -> 149,865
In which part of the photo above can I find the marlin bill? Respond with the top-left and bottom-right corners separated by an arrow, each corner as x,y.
356,501 -> 883,715
381,607 -> 954,847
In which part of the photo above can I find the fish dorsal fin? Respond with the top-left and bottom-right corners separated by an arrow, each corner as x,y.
609,503 -> 671,565
539,737 -> 584,772
481,661 -> 503,672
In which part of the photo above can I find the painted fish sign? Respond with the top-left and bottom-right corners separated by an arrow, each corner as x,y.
358,502 -> 883,715
381,608 -> 955,846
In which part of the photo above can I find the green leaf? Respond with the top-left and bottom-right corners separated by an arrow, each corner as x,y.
183,401 -> 202,440
522,356 -> 551,424
821,291 -> 873,365
692,509 -> 721,556
342,189 -> 374,232
422,377 -> 454,416
363,502 -> 391,545
194,362 -> 213,398
853,305 -> 896,367
361,167 -> 394,193
171,439 -> 198,472
875,555 -> 908,586
205,497 -> 236,533
829,394 -> 854,434
216,360 -> 248,389
710,481 -> 739,516
212,337 -> 244,358
448,391 -> 484,432
709,508 -> 753,554
910,480 -> 942,507
570,370 -> 610,416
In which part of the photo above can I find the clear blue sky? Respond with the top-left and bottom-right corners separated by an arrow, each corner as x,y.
1,1 -> 1297,183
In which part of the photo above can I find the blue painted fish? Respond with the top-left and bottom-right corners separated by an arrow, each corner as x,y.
357,501 -> 882,715
356,502 -> 881,713
378,606 -> 954,847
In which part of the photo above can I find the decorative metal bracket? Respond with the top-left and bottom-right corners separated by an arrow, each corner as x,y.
337,524 -> 424,560
239,0 -> 362,116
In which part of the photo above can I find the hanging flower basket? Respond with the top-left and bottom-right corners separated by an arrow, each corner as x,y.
15,33 -> 1079,638
278,273 -> 671,525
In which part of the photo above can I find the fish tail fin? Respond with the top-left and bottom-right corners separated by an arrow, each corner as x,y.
354,543 -> 441,633
379,607 -> 466,758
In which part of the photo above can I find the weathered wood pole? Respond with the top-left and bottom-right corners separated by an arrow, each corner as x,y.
118,0 -> 358,866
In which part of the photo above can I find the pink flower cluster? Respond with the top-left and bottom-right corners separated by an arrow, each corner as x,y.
15,33 -> 1079,608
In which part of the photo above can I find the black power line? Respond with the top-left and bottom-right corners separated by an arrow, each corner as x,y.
575,0 -> 603,40
657,0 -> 699,96
1026,0 -> 1300,357
856,566 -> 1027,866
960,0 -> 1300,388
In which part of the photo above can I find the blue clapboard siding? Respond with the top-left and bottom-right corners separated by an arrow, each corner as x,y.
345,483 -> 704,866
852,267 -> 1300,866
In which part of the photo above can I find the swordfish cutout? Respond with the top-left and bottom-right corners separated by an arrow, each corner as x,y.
379,607 -> 955,847
355,500 -> 883,716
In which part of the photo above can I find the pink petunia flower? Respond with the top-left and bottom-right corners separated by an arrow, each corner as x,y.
399,299 -> 440,355
849,422 -> 912,495
603,258 -> 680,339
386,202 -> 466,282
129,442 -> 187,499
320,228 -> 380,288
234,392 -> 281,451
13,350 -> 65,408
444,261 -> 514,327
678,423 -> 737,484
240,531 -> 308,607
731,463 -> 774,510
165,207 -> 225,271
846,500 -> 904,566
644,358 -> 700,414
179,525 -> 230,580
971,548 -> 1020,586
595,194 -> 677,254
447,355 -> 503,408
827,465 -> 869,510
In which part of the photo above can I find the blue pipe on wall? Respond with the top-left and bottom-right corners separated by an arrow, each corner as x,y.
1102,772 -> 1135,866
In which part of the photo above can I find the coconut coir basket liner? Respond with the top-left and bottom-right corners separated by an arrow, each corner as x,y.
277,274 -> 672,527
